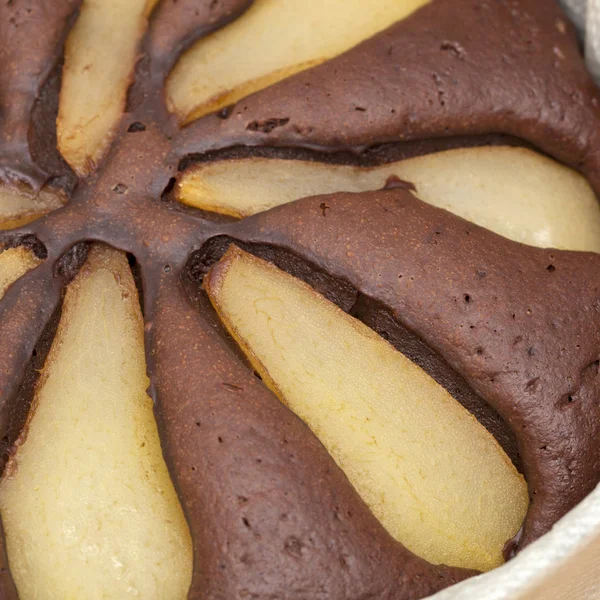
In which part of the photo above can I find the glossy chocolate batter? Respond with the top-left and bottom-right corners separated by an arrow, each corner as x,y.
0,0 -> 599,598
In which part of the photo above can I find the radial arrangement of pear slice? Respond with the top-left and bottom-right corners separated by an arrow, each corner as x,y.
166,0 -> 430,123
206,246 -> 529,572
0,245 -> 192,600
0,247 -> 41,300
177,146 -> 600,252
57,0 -> 158,175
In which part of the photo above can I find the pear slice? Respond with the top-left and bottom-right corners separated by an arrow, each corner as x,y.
0,183 -> 66,230
0,247 -> 41,300
206,247 -> 529,572
178,146 -> 600,252
57,0 -> 158,176
0,245 -> 192,600
166,0 -> 430,123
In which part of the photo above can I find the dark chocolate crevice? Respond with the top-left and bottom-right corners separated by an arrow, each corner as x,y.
184,235 -> 520,470
54,242 -> 89,282
128,253 -> 145,318
28,59 -> 77,196
4,235 -> 47,260
186,235 -> 357,312
177,133 -> 533,173
0,307 -> 62,477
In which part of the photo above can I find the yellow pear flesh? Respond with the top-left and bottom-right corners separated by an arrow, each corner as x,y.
0,184 -> 65,230
0,247 -> 41,300
57,0 -> 157,176
206,247 -> 529,572
178,146 -> 600,252
0,245 -> 192,600
166,0 -> 430,123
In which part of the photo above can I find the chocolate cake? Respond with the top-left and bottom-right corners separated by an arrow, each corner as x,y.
1,0 -> 600,598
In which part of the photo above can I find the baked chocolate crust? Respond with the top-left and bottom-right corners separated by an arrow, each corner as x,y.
0,0 -> 599,597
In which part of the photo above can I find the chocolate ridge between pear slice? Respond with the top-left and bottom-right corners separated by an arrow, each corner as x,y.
230,187 -> 600,553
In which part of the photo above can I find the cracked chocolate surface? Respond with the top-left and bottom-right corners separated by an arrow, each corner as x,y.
1,0 -> 600,598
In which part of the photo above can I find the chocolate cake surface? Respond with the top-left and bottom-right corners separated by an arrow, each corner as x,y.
0,0 -> 599,598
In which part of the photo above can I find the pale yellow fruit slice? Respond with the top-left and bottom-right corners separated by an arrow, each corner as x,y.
0,245 -> 192,600
0,183 -> 66,230
0,247 -> 41,300
206,247 -> 529,572
57,0 -> 158,176
166,0 -> 430,123
178,146 -> 600,252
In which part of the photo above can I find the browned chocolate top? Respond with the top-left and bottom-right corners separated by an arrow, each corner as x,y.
1,0 -> 600,598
